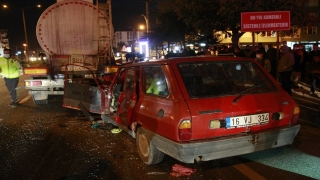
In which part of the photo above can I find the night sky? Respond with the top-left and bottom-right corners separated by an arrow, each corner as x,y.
0,0 -> 149,53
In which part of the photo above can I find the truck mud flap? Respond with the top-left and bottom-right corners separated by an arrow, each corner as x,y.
63,83 -> 101,114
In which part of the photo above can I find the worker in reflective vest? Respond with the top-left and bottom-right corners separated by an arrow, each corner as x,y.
0,49 -> 21,107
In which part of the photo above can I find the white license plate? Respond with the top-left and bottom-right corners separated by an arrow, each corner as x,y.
226,113 -> 269,129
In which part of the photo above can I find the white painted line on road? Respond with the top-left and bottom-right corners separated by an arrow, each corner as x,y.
298,118 -> 318,126
233,163 -> 266,180
294,97 -> 320,105
18,94 -> 32,104
298,104 -> 320,112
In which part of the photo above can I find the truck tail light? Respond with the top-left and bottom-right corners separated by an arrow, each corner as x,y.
291,106 -> 300,124
24,67 -> 49,75
25,81 -> 42,87
179,119 -> 191,141
105,66 -> 119,73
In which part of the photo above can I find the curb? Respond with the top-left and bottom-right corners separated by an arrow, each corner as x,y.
292,82 -> 320,100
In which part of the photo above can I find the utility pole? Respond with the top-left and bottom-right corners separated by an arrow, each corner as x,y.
141,0 -> 150,58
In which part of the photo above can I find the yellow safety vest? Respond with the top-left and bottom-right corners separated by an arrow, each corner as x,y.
0,57 -> 21,78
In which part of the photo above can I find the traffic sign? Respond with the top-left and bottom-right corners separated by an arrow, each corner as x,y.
241,11 -> 290,32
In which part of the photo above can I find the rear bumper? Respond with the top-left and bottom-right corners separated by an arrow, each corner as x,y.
150,124 -> 300,163
25,79 -> 64,95
28,90 -> 64,95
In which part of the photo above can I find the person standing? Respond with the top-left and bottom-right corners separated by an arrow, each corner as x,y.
258,43 -> 267,57
278,46 -> 295,96
308,44 -> 320,80
0,49 -> 21,107
255,50 -> 271,73
309,52 -> 320,95
291,49 -> 303,88
308,43 -> 320,60
299,44 -> 309,81
233,46 -> 246,57
244,45 -> 253,58
266,44 -> 277,78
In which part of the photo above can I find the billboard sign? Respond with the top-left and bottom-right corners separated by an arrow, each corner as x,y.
241,11 -> 290,32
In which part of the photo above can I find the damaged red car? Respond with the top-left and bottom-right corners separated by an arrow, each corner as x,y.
63,56 -> 300,165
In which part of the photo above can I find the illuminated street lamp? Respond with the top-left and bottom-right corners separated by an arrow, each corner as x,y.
139,25 -> 145,30
141,14 -> 149,58
2,4 -> 41,62
23,43 -> 27,60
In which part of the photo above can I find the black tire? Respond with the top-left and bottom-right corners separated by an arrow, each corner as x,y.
32,95 -> 48,105
136,127 -> 165,165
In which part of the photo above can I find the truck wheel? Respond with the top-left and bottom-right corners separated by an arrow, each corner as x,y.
32,95 -> 48,105
136,127 -> 165,165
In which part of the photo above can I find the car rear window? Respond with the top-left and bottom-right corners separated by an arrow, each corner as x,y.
178,61 -> 278,98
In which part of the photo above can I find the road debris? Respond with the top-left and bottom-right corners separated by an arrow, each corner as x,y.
147,172 -> 166,175
111,128 -> 122,134
170,164 -> 196,177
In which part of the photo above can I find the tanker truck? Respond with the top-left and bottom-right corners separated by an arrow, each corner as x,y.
23,0 -> 114,104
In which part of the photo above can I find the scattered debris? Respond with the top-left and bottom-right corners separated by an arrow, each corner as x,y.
170,164 -> 196,177
91,123 -> 101,129
147,172 -> 166,175
90,120 -> 115,130
111,128 -> 122,134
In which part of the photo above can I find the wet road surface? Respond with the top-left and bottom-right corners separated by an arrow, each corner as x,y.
0,76 -> 319,180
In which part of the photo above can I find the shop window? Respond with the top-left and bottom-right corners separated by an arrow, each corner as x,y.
262,31 -> 276,37
304,27 -> 317,34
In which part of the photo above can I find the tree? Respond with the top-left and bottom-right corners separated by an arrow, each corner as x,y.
155,1 -> 189,47
155,0 -> 318,47
154,0 -> 221,48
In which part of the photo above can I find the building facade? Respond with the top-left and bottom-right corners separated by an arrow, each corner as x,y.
0,29 -> 9,56
113,30 -> 147,52
219,0 -> 320,51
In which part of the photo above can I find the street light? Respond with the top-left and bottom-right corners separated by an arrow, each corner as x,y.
141,14 -> 149,58
141,14 -> 149,34
139,25 -> 145,30
23,43 -> 27,61
2,4 -> 41,62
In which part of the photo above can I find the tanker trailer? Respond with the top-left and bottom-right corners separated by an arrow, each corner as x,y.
24,0 -> 113,104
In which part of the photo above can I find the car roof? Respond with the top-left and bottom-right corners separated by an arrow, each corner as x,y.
121,56 -> 255,67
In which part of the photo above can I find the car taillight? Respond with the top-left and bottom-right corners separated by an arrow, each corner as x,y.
25,81 -> 42,86
24,67 -> 49,75
179,119 -> 191,141
291,106 -> 300,124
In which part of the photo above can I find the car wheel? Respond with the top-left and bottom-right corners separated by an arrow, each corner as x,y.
136,127 -> 165,165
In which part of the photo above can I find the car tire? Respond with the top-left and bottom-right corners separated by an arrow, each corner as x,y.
136,127 -> 165,165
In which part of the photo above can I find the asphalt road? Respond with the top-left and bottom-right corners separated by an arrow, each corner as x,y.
0,75 -> 319,180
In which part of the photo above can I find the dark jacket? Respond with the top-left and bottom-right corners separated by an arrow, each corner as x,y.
278,46 -> 295,72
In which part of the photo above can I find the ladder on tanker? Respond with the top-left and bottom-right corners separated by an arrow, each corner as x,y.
97,0 -> 113,64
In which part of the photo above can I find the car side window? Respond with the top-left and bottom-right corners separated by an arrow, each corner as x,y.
142,66 -> 168,97
123,68 -> 135,92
